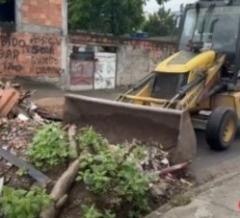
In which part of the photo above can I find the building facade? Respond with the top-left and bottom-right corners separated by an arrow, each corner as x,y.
0,1 -> 177,90
0,0 -> 67,84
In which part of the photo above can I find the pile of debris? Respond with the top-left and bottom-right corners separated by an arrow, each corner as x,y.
0,81 -> 60,189
0,118 -> 40,154
0,81 -> 61,122
139,145 -> 193,206
0,81 -> 194,218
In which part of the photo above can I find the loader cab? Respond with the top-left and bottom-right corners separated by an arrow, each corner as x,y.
179,0 -> 240,77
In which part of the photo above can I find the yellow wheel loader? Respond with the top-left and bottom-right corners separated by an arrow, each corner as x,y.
64,0 -> 240,163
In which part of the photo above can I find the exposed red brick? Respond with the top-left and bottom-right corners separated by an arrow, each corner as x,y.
0,32 -> 63,77
21,0 -> 63,28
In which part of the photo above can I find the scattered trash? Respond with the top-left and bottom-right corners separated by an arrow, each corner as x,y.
0,81 -> 59,122
18,113 -> 30,121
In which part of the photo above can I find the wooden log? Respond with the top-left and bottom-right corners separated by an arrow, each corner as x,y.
68,125 -> 79,159
40,157 -> 81,218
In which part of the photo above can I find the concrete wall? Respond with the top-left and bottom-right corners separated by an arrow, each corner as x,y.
0,0 -> 67,84
116,40 -> 176,86
69,32 -> 177,89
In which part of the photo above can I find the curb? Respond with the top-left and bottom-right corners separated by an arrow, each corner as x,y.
145,170 -> 240,218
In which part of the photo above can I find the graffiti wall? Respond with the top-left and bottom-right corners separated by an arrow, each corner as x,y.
70,60 -> 95,89
69,50 -> 117,90
0,32 -> 63,77
95,53 -> 116,89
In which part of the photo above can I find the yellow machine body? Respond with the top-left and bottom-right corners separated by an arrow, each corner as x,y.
64,49 -> 240,163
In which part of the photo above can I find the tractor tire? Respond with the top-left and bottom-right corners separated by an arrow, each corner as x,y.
206,107 -> 237,151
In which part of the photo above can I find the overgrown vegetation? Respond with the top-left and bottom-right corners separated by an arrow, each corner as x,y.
3,124 -> 190,218
0,186 -> 51,218
77,128 -> 152,218
27,123 -> 69,170
82,205 -> 116,218
78,127 -> 108,152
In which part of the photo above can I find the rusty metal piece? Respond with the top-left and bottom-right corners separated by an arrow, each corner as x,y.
0,147 -> 51,187
0,88 -> 20,117
158,162 -> 189,176
64,94 -> 197,163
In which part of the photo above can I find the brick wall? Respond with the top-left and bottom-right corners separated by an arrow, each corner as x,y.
70,32 -> 176,48
21,0 -> 63,28
0,32 -> 62,77
0,0 -> 67,81
69,32 -> 177,88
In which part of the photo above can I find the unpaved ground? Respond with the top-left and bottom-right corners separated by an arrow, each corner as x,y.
0,119 -> 68,190
0,118 -> 191,218
1,79 -> 193,218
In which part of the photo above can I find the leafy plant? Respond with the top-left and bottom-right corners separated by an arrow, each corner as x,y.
82,205 -> 116,218
0,186 -> 51,218
82,205 -> 102,218
77,128 -> 152,217
27,123 -> 69,170
78,127 -> 108,152
77,148 -> 119,194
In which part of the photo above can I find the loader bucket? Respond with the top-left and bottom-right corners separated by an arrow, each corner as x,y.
64,94 -> 197,163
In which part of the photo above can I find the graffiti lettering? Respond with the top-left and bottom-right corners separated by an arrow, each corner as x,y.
36,67 -> 63,76
28,45 -> 54,55
0,36 -> 27,48
32,56 -> 58,65
4,63 -> 23,72
0,49 -> 20,60
30,35 -> 62,46
0,32 -> 63,76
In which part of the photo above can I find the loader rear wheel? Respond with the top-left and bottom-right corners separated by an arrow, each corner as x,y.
206,107 -> 237,151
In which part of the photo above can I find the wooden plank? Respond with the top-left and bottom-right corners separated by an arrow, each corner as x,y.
0,88 -> 20,117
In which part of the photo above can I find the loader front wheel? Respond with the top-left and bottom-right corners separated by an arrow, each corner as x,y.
206,107 -> 237,151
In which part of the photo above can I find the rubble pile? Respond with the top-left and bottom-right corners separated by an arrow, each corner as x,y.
0,81 -> 55,188
0,81 -> 194,218
139,145 -> 193,205
0,80 -> 60,122
0,118 -> 40,155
